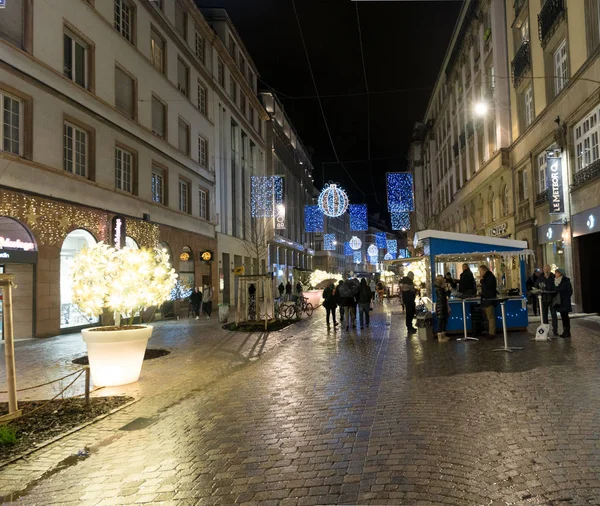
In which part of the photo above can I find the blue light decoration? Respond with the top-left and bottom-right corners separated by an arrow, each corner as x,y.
304,205 -> 324,233
324,234 -> 336,251
369,255 -> 377,265
386,239 -> 398,255
387,173 -> 414,213
251,176 -> 283,218
375,232 -> 387,249
344,242 -> 353,256
399,249 -> 410,258
384,252 -> 396,261
367,244 -> 378,257
391,212 -> 411,231
349,204 -> 368,231
353,251 -> 361,264
318,183 -> 349,218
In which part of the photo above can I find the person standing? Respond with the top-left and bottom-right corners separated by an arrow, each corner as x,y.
400,271 -> 416,333
553,268 -> 573,338
369,279 -> 377,303
444,272 -> 457,291
357,278 -> 372,329
336,280 -> 345,322
322,283 -> 338,328
479,265 -> 498,337
526,268 -> 541,316
535,264 -> 558,337
295,281 -> 303,295
285,281 -> 292,301
458,264 -> 477,296
190,287 -> 202,320
342,293 -> 357,331
434,275 -> 449,342
202,285 -> 213,319
278,282 -> 285,298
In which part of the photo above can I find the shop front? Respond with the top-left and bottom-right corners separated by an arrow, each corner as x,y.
536,223 -> 567,271
572,205 -> 600,313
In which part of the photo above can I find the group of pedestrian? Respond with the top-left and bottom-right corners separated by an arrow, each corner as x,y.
322,278 -> 374,330
277,281 -> 303,301
528,264 -> 573,338
189,285 -> 213,320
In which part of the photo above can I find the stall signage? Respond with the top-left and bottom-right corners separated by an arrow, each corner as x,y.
111,216 -> 126,249
0,237 -> 35,251
547,153 -> 565,214
487,222 -> 508,237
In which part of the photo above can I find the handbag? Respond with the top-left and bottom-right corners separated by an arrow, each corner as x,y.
552,292 -> 561,308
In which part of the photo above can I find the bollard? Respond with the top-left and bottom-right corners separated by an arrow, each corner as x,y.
84,367 -> 91,408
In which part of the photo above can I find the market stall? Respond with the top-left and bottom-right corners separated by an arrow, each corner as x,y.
387,230 -> 533,334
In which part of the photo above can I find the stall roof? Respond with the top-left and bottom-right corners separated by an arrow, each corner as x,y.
414,230 -> 528,250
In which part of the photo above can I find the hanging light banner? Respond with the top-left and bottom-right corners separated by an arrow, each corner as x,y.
251,176 -> 283,218
375,232 -> 387,249
275,203 -> 286,230
546,153 -> 565,215
349,204 -> 368,231
386,239 -> 397,254
344,242 -> 353,256
353,251 -> 361,264
391,212 -> 411,231
324,234 -> 336,251
304,205 -> 324,233
387,173 -> 414,213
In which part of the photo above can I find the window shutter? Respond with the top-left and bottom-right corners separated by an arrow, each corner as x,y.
177,59 -> 188,94
115,68 -> 134,117
0,1 -> 24,48
152,98 -> 164,137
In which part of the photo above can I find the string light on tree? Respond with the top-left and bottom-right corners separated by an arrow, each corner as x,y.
304,205 -> 324,233
367,244 -> 378,257
386,173 -> 415,213
391,212 -> 411,231
324,234 -> 336,251
349,236 -> 362,250
375,232 -> 387,249
318,183 -> 349,218
349,204 -> 368,231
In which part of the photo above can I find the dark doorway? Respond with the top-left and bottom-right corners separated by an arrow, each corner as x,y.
222,253 -> 230,304
577,232 -> 600,313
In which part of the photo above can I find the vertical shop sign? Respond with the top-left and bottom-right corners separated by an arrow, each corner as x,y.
112,216 -> 126,249
547,152 -> 565,214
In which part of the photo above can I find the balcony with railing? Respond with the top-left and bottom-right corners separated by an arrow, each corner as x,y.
572,159 -> 600,189
538,0 -> 565,44
514,0 -> 527,17
535,190 -> 548,206
511,41 -> 531,88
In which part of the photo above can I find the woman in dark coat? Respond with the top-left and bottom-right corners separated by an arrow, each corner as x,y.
322,283 -> 338,328
554,268 -> 573,338
190,287 -> 202,320
444,272 -> 457,290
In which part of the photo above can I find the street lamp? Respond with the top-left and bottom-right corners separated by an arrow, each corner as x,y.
474,101 -> 488,116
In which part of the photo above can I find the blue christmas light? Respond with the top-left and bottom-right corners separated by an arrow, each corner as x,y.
353,251 -> 361,264
399,248 -> 409,258
369,255 -> 377,265
349,204 -> 368,231
386,239 -> 398,254
384,252 -> 396,261
387,173 -> 414,213
375,232 -> 387,249
324,234 -> 336,251
304,205 -> 324,233
344,242 -> 353,256
391,212 -> 411,231
318,183 -> 349,218
251,176 -> 283,217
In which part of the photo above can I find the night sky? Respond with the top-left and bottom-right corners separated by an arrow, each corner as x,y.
196,0 -> 463,218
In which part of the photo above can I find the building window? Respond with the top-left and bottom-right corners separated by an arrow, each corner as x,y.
524,86 -> 534,127
217,58 -> 225,87
575,107 -> 600,172
63,122 -> 87,177
114,0 -> 134,43
0,0 -> 24,48
115,66 -> 135,118
175,2 -> 187,40
178,179 -> 190,213
197,80 -> 207,116
230,78 -> 237,104
178,118 -> 190,155
537,151 -> 548,191
150,28 -> 165,74
115,147 -> 133,193
177,57 -> 189,97
249,107 -> 254,129
520,17 -> 530,43
64,31 -> 88,89
502,186 -> 510,216
150,0 -> 163,9
195,30 -> 205,63
258,118 -> 262,138
240,93 -> 246,116
151,96 -> 166,139
199,187 -> 208,220
554,39 -> 568,96
518,169 -> 529,202
151,166 -> 164,204
198,135 -> 208,168
228,34 -> 236,57
239,55 -> 246,76
1,92 -> 22,155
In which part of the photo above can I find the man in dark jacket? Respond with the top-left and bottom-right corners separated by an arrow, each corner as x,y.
285,281 -> 292,300
535,264 -> 558,337
526,268 -> 541,316
357,278 -> 372,328
554,268 -> 573,338
400,272 -> 416,333
322,284 -> 338,328
479,265 -> 497,337
458,264 -> 477,296
278,282 -> 285,298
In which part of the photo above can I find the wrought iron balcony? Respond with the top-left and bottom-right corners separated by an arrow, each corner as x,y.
535,190 -> 549,206
514,0 -> 527,17
572,159 -> 600,188
538,0 -> 565,44
453,142 -> 459,158
511,41 -> 531,87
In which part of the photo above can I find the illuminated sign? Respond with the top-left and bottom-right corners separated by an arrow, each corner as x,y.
276,203 -> 285,230
200,250 -> 213,262
0,237 -> 35,251
111,216 -> 126,249
179,252 -> 190,261
547,153 -> 565,214
587,215 -> 595,230
487,222 -> 508,237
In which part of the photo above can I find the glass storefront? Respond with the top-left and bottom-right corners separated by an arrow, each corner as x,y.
543,241 -> 566,272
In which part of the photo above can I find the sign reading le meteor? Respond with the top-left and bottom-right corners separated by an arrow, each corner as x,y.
547,154 -> 564,215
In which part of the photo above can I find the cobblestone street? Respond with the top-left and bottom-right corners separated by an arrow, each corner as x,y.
3,307 -> 600,505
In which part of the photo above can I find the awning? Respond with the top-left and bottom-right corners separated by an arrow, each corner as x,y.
384,256 -> 430,266
434,249 -> 535,263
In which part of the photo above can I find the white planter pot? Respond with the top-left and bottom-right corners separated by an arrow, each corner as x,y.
218,304 -> 229,323
81,325 -> 153,387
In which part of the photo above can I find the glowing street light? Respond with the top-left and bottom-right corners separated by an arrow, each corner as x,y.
474,101 -> 488,116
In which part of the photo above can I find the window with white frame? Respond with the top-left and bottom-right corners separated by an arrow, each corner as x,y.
151,166 -> 164,204
537,151 -> 548,192
217,58 -> 225,87
175,2 -> 187,40
519,169 -> 529,202
63,122 -> 87,177
178,118 -> 190,155
150,28 -> 165,74
198,135 -> 207,168
177,57 -> 189,97
574,106 -> 600,172
64,31 -> 88,89
0,0 -> 24,48
178,179 -> 189,213
115,147 -> 133,193
1,92 -> 22,155
151,96 -> 165,138
197,80 -> 207,116
195,30 -> 205,63
524,85 -> 534,127
114,0 -> 133,42
199,187 -> 208,220
554,39 -> 568,96
115,67 -> 135,118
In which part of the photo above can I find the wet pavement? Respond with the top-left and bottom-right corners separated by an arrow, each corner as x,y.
3,307 -> 600,505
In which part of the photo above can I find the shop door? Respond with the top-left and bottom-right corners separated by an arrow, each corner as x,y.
222,253 -> 230,304
578,232 -> 600,313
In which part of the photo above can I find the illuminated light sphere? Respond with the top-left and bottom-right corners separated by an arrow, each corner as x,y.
367,244 -> 378,257
318,183 -> 349,218
349,236 -> 362,250
384,252 -> 393,261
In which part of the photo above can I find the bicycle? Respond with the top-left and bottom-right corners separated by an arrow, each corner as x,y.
296,296 -> 314,316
